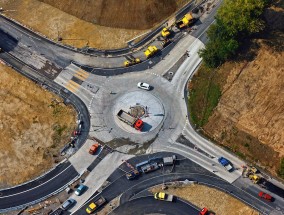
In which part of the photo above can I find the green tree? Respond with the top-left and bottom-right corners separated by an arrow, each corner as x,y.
199,0 -> 268,68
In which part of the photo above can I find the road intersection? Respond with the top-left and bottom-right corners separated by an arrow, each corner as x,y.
0,0 -> 284,214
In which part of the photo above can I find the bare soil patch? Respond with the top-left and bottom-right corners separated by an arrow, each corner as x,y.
0,64 -> 76,188
151,184 -> 258,215
38,0 -> 191,30
0,0 -> 191,49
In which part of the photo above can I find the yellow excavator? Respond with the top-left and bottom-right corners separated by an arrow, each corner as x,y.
176,13 -> 195,29
161,28 -> 171,38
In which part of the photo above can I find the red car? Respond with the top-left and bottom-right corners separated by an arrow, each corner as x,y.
258,191 -> 272,201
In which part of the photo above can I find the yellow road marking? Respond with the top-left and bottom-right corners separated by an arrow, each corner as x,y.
75,69 -> 89,79
65,80 -> 80,92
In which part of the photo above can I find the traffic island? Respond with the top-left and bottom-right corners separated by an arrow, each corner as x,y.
113,91 -> 165,134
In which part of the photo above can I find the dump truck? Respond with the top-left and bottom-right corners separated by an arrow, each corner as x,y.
161,27 -> 171,37
154,192 -> 174,202
218,157 -> 234,172
124,58 -> 141,67
86,197 -> 106,214
117,109 -> 143,130
175,13 -> 195,29
144,46 -> 158,58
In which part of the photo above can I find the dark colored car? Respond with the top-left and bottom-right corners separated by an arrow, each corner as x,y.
75,184 -> 87,196
61,198 -> 76,210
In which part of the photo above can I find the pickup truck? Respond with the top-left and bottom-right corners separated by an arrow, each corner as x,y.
154,192 -> 174,202
86,197 -> 106,214
218,157 -> 234,172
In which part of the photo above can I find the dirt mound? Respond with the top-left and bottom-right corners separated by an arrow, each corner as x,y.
39,0 -> 188,29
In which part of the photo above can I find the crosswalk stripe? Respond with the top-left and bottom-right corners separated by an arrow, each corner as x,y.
76,69 -> 89,79
65,80 -> 80,92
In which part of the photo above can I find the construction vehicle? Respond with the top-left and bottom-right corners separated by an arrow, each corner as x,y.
124,57 -> 141,67
86,197 -> 106,214
161,27 -> 171,37
161,38 -> 172,48
126,169 -> 140,180
199,207 -> 215,215
249,174 -> 261,184
89,143 -> 100,155
175,12 -> 195,29
154,192 -> 174,202
218,157 -> 234,172
117,109 -> 143,130
144,46 -> 158,58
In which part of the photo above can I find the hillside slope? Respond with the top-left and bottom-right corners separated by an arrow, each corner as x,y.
39,0 -> 190,29
204,38 -> 284,172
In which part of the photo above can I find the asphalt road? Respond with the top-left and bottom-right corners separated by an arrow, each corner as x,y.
0,160 -> 79,212
74,152 -> 276,215
110,196 -> 199,215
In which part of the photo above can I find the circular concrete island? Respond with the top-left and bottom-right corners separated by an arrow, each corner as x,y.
113,91 -> 165,134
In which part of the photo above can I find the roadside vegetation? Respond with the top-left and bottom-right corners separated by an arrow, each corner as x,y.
189,0 -> 284,179
199,0 -> 269,68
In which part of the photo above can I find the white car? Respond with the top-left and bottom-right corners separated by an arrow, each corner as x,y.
137,82 -> 150,90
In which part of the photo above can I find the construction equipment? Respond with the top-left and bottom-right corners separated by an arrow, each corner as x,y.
154,192 -> 174,202
126,169 -> 140,180
86,197 -> 106,214
249,174 -> 261,184
161,38 -> 172,48
161,27 -> 171,37
144,46 -> 158,58
124,57 -> 141,67
117,109 -> 144,130
175,12 -> 195,29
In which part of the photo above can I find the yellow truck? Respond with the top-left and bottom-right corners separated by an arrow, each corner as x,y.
144,46 -> 158,58
176,13 -> 195,29
86,197 -> 106,214
161,28 -> 171,38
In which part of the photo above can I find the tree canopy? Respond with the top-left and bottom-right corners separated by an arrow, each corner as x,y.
199,0 -> 268,68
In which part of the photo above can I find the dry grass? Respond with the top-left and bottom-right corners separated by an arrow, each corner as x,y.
0,63 -> 76,187
151,184 -> 258,215
0,0 -> 192,49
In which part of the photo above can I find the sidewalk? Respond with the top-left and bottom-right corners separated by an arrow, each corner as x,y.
69,151 -> 133,213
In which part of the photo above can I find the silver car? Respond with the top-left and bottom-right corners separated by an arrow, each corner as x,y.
137,82 -> 150,90
62,198 -> 76,210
